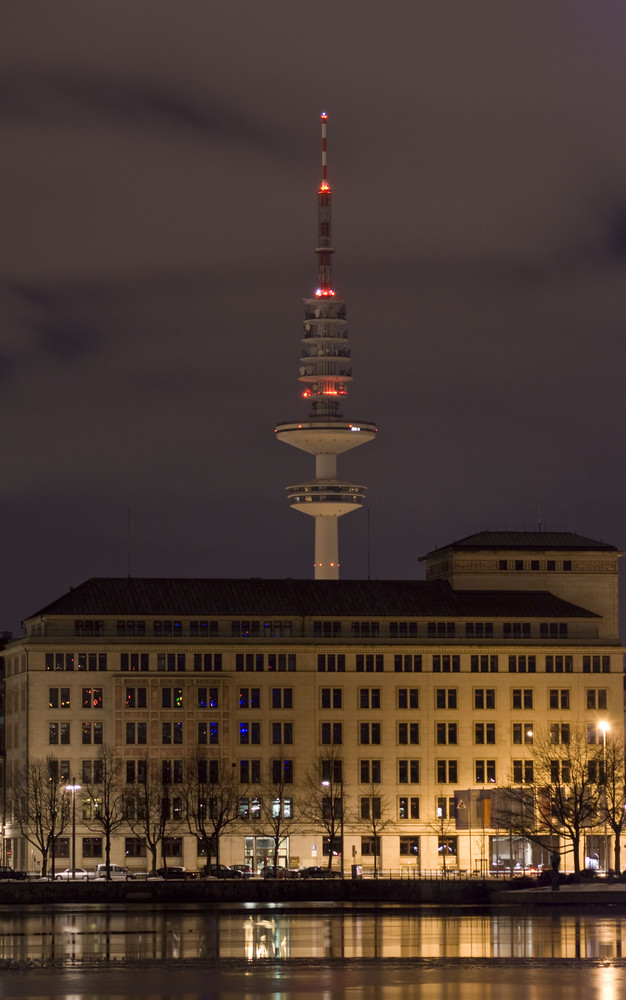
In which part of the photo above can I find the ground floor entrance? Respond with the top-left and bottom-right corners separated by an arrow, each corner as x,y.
244,836 -> 289,874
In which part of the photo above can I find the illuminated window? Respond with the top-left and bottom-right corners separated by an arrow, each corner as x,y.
512,723 -> 534,745
197,687 -> 219,709
398,798 -> 420,820
475,759 -> 496,782
82,688 -> 103,709
162,688 -> 183,709
197,722 -> 219,745
239,722 -> 261,745
399,836 -> 420,855
239,688 -> 260,709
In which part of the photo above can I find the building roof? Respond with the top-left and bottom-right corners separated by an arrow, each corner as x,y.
420,530 -> 618,559
27,578 -> 599,621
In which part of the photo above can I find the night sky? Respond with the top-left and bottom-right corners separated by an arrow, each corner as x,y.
3,2 -> 626,635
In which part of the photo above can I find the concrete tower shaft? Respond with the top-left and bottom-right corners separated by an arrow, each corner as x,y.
275,113 -> 376,580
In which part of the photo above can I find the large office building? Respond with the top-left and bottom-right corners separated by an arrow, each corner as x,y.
3,531 -> 622,874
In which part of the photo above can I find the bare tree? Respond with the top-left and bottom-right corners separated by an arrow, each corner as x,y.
301,747 -> 346,872
357,783 -> 395,877
599,732 -> 626,873
494,726 -> 601,880
125,760 -> 180,874
10,757 -> 69,877
82,746 -> 127,878
184,753 -> 241,873
427,791 -> 458,873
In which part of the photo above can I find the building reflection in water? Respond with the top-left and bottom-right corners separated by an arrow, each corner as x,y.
0,906 -> 626,963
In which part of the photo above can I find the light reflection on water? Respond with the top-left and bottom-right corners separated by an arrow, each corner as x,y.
0,904 -> 625,964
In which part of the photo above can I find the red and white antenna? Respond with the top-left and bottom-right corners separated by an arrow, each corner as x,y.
316,111 -> 334,297
320,111 -> 329,189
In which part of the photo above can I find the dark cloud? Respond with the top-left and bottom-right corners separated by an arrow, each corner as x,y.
2,1 -> 626,633
0,72 -> 290,157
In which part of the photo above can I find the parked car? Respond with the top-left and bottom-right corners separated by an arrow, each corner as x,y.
156,866 -> 196,880
202,864 -> 244,879
55,868 -> 91,881
299,866 -> 342,879
0,866 -> 28,880
261,866 -> 300,879
229,864 -> 253,879
93,864 -> 135,881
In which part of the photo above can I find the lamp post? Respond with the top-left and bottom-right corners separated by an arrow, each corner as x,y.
599,721 -> 610,874
65,780 -> 81,876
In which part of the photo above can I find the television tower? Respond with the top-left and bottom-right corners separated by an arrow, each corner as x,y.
275,113 -> 377,580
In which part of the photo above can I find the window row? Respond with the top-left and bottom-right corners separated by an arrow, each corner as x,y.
49,723 -> 103,745
46,650 -> 613,674
49,687 -> 103,709
121,684 -> 611,715
125,721 -> 221,745
51,833 -> 184,858
73,615 -> 576,641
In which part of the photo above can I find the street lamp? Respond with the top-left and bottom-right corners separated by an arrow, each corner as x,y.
599,721 -> 610,874
65,780 -> 81,877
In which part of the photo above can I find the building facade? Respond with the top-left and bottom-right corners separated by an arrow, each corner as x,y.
2,532 -> 623,875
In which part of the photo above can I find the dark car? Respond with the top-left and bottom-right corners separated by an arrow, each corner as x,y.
202,864 -> 244,879
156,866 -> 197,880
230,864 -> 253,879
0,866 -> 28,880
261,866 -> 300,879
299,866 -> 342,879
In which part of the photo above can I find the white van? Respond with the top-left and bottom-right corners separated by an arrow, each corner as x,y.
93,864 -> 134,881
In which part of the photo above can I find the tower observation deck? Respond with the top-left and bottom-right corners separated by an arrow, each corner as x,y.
275,113 -> 377,580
